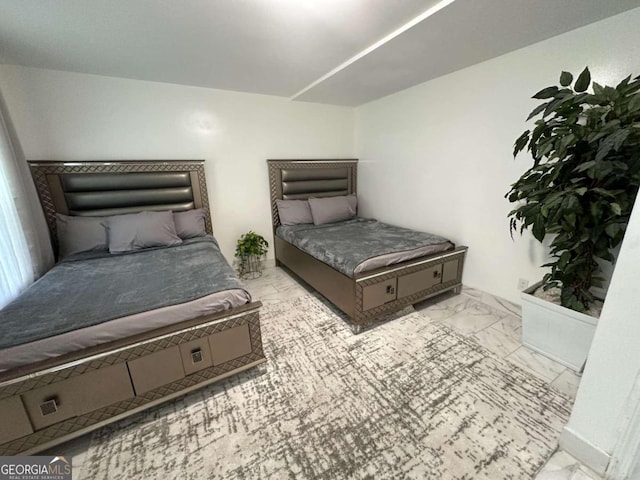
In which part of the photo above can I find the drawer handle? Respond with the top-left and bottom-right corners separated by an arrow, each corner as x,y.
191,348 -> 203,364
386,285 -> 395,295
433,270 -> 440,278
40,397 -> 58,416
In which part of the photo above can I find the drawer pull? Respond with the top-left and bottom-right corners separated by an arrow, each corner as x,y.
40,398 -> 58,416
433,270 -> 440,278
191,348 -> 203,364
386,285 -> 395,295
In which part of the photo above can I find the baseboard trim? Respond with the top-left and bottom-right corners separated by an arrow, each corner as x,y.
559,426 -> 610,475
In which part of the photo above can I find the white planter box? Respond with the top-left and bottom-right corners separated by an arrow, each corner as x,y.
521,281 -> 598,373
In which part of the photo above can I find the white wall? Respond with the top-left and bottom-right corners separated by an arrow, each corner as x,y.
355,7 -> 640,304
0,65 -> 354,261
560,192 -> 640,474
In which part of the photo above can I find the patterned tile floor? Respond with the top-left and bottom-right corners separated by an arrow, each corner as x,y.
49,265 -> 598,479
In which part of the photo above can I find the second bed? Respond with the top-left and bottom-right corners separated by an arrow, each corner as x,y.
268,159 -> 467,332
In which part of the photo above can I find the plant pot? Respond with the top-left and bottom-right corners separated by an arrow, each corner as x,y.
238,255 -> 264,280
520,281 -> 598,373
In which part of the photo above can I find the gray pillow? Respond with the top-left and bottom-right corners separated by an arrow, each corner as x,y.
308,195 -> 357,225
56,214 -> 108,258
276,199 -> 313,225
107,211 -> 182,253
173,209 -> 206,239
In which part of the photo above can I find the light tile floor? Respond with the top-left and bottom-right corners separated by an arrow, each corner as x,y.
536,450 -> 603,480
51,265 -> 596,479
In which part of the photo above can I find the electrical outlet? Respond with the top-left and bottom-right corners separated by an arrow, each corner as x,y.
517,278 -> 529,290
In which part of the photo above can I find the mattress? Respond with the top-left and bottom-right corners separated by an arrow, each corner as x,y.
0,236 -> 251,372
277,217 -> 454,277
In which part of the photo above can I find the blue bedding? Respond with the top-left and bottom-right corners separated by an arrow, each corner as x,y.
277,217 -> 453,277
0,236 -> 248,349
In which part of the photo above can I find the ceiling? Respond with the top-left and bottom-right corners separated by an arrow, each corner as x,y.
1,0 -> 639,106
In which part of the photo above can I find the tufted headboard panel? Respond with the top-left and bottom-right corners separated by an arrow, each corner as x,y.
267,159 -> 358,231
28,160 -> 212,253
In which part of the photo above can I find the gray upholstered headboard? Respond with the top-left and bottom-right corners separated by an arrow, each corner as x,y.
267,159 -> 358,231
29,160 -> 212,253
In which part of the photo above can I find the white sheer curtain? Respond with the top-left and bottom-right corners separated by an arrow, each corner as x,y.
0,94 -> 53,308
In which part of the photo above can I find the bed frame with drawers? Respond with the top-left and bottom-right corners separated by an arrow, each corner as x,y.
0,160 -> 265,455
268,159 -> 467,333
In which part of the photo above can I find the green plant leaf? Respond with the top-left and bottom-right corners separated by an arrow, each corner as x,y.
590,202 -> 603,219
613,129 -> 631,150
532,218 -> 546,242
533,86 -> 559,99
603,85 -> 620,100
559,71 -> 573,87
605,224 -> 620,238
611,203 -> 622,215
592,188 -> 617,198
526,103 -> 548,121
616,75 -> 632,91
574,67 -> 591,93
537,141 -> 554,158
592,82 -> 605,96
560,133 -> 577,148
571,297 -> 586,312
513,130 -> 530,156
628,93 -> 640,113
574,160 -> 596,173
543,97 -> 566,118
596,129 -> 631,162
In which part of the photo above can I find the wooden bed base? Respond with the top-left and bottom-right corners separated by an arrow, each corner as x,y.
0,302 -> 265,455
268,159 -> 467,332
0,160 -> 266,455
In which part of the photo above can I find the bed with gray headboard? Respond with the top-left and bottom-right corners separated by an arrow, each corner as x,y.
268,158 -> 467,332
0,160 -> 265,455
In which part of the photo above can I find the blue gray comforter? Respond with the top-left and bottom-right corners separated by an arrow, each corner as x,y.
277,217 -> 453,277
0,236 -> 248,349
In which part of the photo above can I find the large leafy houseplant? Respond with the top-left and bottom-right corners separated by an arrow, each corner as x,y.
507,68 -> 640,312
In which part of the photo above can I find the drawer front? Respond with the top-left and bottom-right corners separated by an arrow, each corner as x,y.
442,259 -> 460,283
397,264 -> 443,299
22,379 -> 77,430
0,396 -> 33,444
209,324 -> 252,366
179,338 -> 214,375
362,278 -> 398,311
128,346 -> 185,395
21,363 -> 136,430
73,363 -> 134,416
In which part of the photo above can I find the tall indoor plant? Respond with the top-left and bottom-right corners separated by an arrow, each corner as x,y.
507,68 -> 640,370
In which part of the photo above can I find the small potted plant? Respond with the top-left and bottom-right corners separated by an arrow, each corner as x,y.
507,67 -> 640,371
235,231 -> 269,279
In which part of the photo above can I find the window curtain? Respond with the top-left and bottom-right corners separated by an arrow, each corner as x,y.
0,92 -> 54,308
